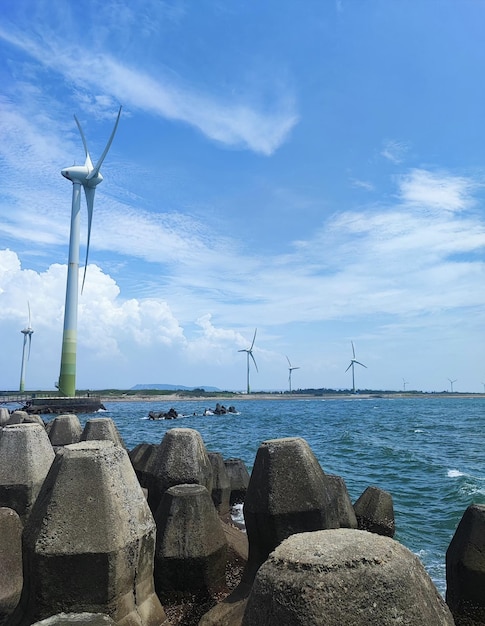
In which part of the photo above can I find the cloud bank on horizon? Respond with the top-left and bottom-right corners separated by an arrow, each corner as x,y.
1,0 -> 485,393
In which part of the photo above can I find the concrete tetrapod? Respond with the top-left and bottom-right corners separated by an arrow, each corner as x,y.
354,484 -> 395,537
208,452 -> 231,516
129,443 -> 159,489
0,423 -> 55,523
446,503 -> 485,625
201,437 -> 338,626
0,507 -> 23,626
243,529 -> 455,626
223,458 -> 250,506
81,417 -> 126,448
154,483 -> 228,602
147,428 -> 213,514
48,414 -> 82,447
14,440 -> 168,626
324,473 -> 358,529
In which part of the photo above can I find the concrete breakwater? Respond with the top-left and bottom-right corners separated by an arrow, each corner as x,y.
0,408 -> 483,625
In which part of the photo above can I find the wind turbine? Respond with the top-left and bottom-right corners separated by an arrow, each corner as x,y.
345,341 -> 367,393
402,378 -> 409,392
286,356 -> 300,393
58,107 -> 121,397
448,378 -> 457,393
19,302 -> 34,392
238,328 -> 258,394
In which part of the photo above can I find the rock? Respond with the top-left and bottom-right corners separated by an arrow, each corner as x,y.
0,423 -> 55,522
48,414 -> 82,447
80,417 -> 126,448
242,529 -> 454,625
0,507 -> 23,625
324,473 -> 358,528
147,427 -> 213,514
446,503 -> 485,625
154,483 -> 227,602
354,485 -> 395,537
224,458 -> 250,506
208,452 -> 231,515
16,440 -> 167,625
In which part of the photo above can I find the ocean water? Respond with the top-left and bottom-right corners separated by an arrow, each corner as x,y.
87,396 -> 484,596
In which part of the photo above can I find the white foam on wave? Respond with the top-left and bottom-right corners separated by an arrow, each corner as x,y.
448,469 -> 466,478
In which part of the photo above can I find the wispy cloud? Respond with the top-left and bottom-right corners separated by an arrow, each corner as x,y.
381,139 -> 409,164
0,16 -> 297,155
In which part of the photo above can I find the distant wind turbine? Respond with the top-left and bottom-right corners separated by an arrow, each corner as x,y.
19,302 -> 34,393
482,382 -> 485,393
238,329 -> 258,394
345,341 -> 367,393
448,378 -> 457,393
402,378 -> 409,392
286,356 -> 300,393
58,107 -> 121,397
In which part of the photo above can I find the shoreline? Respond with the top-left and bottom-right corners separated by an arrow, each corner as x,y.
99,392 -> 485,402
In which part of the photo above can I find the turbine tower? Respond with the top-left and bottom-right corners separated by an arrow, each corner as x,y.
402,378 -> 409,392
58,107 -> 121,397
345,341 -> 367,393
448,378 -> 457,393
19,302 -> 34,392
286,355 -> 300,393
238,328 -> 258,394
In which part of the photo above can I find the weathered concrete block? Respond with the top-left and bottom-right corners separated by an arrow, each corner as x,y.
129,443 -> 159,489
324,473 -> 358,529
81,417 -> 126,448
446,503 -> 485,625
0,507 -> 23,625
23,414 -> 46,426
17,440 -> 167,626
154,483 -> 227,601
147,428 -> 213,514
242,437 -> 338,586
208,452 -> 231,515
224,458 -> 250,506
0,423 -> 55,522
7,410 -> 28,425
354,485 -> 395,537
0,408 -> 10,427
31,612 -> 116,625
48,414 -> 82,447
243,529 -> 454,626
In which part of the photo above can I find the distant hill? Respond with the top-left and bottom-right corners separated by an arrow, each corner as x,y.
131,383 -> 221,392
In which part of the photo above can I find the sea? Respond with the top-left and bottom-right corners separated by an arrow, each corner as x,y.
25,395 -> 485,596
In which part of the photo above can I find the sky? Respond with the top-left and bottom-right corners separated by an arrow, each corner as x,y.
1,0 -> 485,393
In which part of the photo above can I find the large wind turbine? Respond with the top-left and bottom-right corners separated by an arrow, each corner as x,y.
448,378 -> 457,393
239,328 -> 258,394
286,355 -> 300,393
19,302 -> 34,392
345,341 -> 367,393
58,107 -> 121,397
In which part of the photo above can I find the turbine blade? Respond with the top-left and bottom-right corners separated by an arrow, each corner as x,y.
286,355 -> 291,367
87,106 -> 122,180
355,360 -> 367,368
74,115 -> 94,170
81,186 -> 96,293
351,341 -> 356,358
345,363 -> 352,372
250,351 -> 259,372
250,327 -> 257,350
27,301 -> 31,327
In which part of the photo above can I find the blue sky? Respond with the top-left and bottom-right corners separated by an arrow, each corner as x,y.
1,0 -> 485,393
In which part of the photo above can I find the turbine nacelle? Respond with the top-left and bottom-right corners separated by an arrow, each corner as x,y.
61,166 -> 104,187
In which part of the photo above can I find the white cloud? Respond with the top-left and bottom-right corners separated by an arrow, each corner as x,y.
397,169 -> 477,212
381,139 -> 409,164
